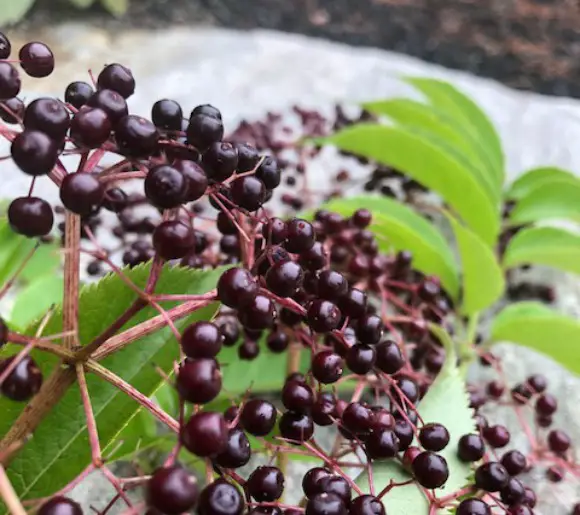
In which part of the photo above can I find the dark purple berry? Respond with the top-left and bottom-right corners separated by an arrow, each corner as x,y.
214,428 -> 251,469
198,479 -> 244,515
456,498 -> 491,515
457,433 -> 485,462
187,114 -> 224,152
241,399 -> 277,436
366,429 -> 400,459
182,321 -> 223,359
346,344 -> 376,374
177,358 -> 222,404
307,300 -> 341,333
8,197 -> 53,237
312,350 -> 343,384
285,219 -> 316,254
247,466 -> 284,501
535,393 -> 557,416
411,451 -> 449,489
173,160 -> 208,202
23,97 -> 70,139
0,355 -> 42,401
548,429 -> 571,453
153,220 -> 194,259
255,156 -> 281,189
87,89 -> 128,124
375,340 -> 404,374
144,164 -> 188,209
11,130 -> 58,176
60,172 -> 104,216
0,32 -> 11,59
181,411 -> 228,457
282,380 -> 314,412
474,462 -> 509,492
151,99 -> 183,131
217,267 -> 258,309
230,176 -> 265,211
97,63 -> 135,98
65,81 -> 93,109
0,62 -> 20,99
115,115 -> 159,157
146,465 -> 198,515
312,392 -> 337,426
356,314 -> 383,345
238,294 -> 276,330
19,42 -> 54,77
483,425 -> 510,448
419,423 -> 450,452
0,97 -> 24,124
38,497 -> 82,515
500,477 -> 526,506
501,450 -> 527,476
306,493 -> 347,515
70,107 -> 112,148
266,261 -> 304,297
279,411 -> 314,442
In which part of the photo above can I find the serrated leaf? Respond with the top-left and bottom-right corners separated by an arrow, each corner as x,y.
320,124 -> 499,245
320,196 -> 459,299
490,302 -> 580,375
505,167 -> 579,201
0,0 -> 36,24
9,274 -> 63,329
362,98 -> 500,204
0,263 -> 222,503
446,213 -> 504,314
503,226 -> 580,275
508,180 -> 580,225
357,325 -> 475,513
405,77 -> 504,187
100,0 -> 128,16
68,0 -> 96,7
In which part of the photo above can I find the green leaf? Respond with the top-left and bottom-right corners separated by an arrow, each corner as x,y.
320,124 -> 499,245
357,326 -> 475,513
320,196 -> 459,299
0,263 -> 222,503
9,275 -> 63,329
362,98 -> 500,204
508,180 -> 580,225
446,213 -> 504,314
100,0 -> 129,16
0,224 -> 36,286
503,226 -> 580,275
490,302 -> 580,375
67,0 -> 96,7
0,0 -> 36,24
18,242 -> 61,284
505,167 -> 579,201
405,77 -> 504,186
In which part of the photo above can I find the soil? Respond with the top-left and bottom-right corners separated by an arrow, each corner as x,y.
20,0 -> 580,98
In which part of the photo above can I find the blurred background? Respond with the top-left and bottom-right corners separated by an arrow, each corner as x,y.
5,0 -> 580,98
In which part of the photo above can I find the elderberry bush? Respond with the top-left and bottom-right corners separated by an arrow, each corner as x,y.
1,30 -> 580,515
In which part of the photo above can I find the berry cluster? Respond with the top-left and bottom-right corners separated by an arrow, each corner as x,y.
0,30 -> 579,515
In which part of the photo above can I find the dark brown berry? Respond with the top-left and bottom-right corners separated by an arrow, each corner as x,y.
8,197 -> 53,237
177,358 -> 222,404
153,220 -> 195,259
217,267 -> 258,309
146,465 -> 198,515
60,173 -> 104,216
411,451 -> 449,489
0,355 -> 43,401
241,399 -> 277,436
181,411 -> 228,457
97,63 -> 135,98
19,42 -> 55,77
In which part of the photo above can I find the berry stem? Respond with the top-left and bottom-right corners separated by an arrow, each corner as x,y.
76,363 -> 103,467
63,211 -> 81,349
0,465 -> 26,515
0,242 -> 40,301
84,360 -> 180,432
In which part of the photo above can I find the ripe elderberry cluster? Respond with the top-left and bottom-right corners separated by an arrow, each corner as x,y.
1,30 -> 579,515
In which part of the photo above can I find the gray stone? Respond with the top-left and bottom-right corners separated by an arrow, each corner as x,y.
4,24 -> 580,514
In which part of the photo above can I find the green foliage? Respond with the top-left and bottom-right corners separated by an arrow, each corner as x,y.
0,263 -> 221,503
320,124 -> 499,245
9,275 -> 63,329
319,196 -> 460,299
0,0 -> 128,24
505,167 -> 578,201
508,180 -> 580,225
446,213 -> 505,314
490,302 -> 580,375
503,226 -> 580,275
356,325 -> 475,513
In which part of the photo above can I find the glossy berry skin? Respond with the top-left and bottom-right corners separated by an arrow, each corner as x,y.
356,314 -> 383,345
19,42 -> 55,77
23,97 -> 70,139
144,164 -> 188,209
151,99 -> 183,130
342,402 -> 372,435
282,380 -> 314,412
214,428 -> 251,468
457,433 -> 485,462
187,114 -> 224,152
198,479 -> 244,515
173,160 -> 208,201
266,260 -> 304,297
97,63 -> 135,98
501,450 -> 527,476
500,477 -> 526,506
182,321 -> 223,359
307,300 -> 341,333
38,496 -> 82,515
411,451 -> 449,489
153,221 -> 194,260
346,344 -> 376,375
70,107 -> 112,148
419,423 -> 450,452
305,493 -> 347,515
0,32 -> 10,59
456,498 -> 491,515
483,424 -> 510,448
314,476 -> 351,503
231,176 -> 265,211
548,429 -> 571,453
11,130 -> 58,176
65,81 -> 93,109
317,270 -> 348,301
181,411 -> 228,457
202,141 -> 239,182
238,295 -> 276,330
177,358 -> 222,404
279,411 -> 314,442
115,115 -> 159,157
338,288 -> 367,319
350,496 -> 385,515
375,340 -> 404,374
60,172 -> 104,216
474,462 -> 509,492
256,156 -> 281,189
247,466 -> 284,501
535,393 -> 557,416
146,465 -> 198,515
217,267 -> 258,309
0,97 -> 25,124
87,89 -> 128,124
302,467 -> 331,497
0,355 -> 42,401
8,196 -> 53,237
0,62 -> 21,99
312,392 -> 337,426
299,242 -> 327,271
235,142 -> 259,172
366,429 -> 400,459
241,399 -> 277,436
285,218 -> 316,253
312,350 -> 343,384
